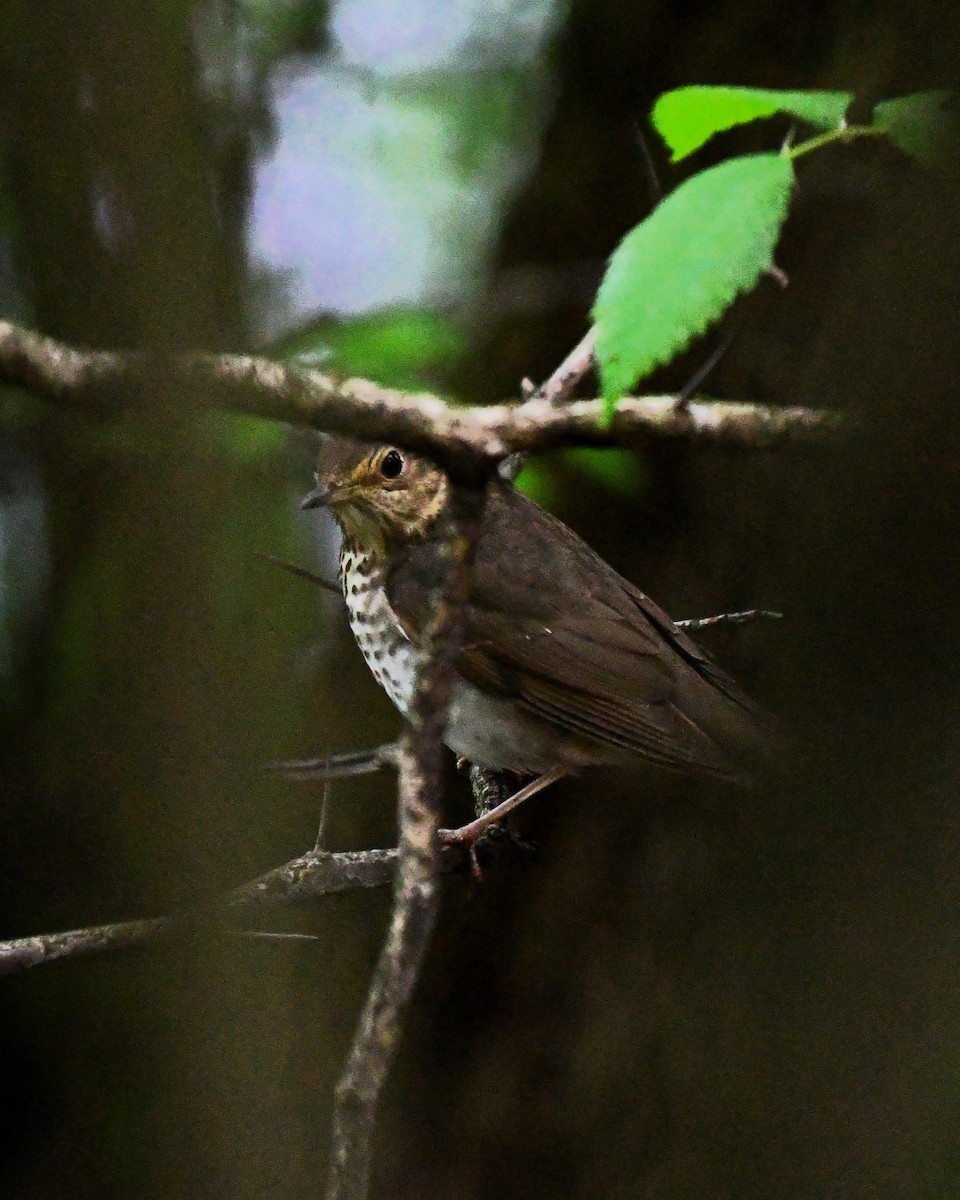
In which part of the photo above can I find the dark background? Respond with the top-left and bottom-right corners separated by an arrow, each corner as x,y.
2,2 -> 960,1197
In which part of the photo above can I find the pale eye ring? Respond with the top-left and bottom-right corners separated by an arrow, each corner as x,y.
380,449 -> 404,479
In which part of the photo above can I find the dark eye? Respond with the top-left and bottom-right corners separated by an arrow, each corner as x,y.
380,449 -> 404,479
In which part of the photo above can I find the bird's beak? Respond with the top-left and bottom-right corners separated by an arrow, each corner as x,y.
299,482 -> 332,511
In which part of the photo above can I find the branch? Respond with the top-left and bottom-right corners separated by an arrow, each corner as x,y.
528,325 -> 597,406
0,320 -> 838,475
324,486 -> 484,1200
0,846 -> 404,976
0,833 -> 532,977
256,551 -> 341,594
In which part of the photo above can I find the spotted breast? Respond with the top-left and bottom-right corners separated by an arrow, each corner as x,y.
338,540 -> 588,774
339,543 -> 422,718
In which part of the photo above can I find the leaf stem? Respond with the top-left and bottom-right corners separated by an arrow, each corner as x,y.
789,123 -> 886,160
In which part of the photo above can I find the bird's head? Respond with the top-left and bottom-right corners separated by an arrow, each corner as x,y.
300,436 -> 449,554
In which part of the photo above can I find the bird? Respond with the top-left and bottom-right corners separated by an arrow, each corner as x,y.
300,436 -> 773,837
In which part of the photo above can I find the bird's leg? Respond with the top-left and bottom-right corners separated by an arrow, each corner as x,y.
440,766 -> 568,848
467,765 -> 514,819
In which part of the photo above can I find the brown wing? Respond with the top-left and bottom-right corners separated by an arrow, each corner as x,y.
386,482 -> 771,782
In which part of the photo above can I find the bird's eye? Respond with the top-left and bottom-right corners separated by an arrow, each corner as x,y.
379,449 -> 404,479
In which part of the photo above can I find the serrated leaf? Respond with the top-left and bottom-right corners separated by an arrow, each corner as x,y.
872,90 -> 953,167
653,86 -> 853,161
593,153 -> 794,406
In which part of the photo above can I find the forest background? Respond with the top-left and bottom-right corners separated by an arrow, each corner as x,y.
2,2 -> 960,1198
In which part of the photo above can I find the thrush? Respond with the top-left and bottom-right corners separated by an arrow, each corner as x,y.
300,437 -> 772,826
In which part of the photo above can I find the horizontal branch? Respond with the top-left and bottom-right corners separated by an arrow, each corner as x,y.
0,320 -> 838,473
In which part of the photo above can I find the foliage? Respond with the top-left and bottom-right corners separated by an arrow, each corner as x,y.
593,152 -> 794,402
651,85 -> 853,162
593,85 -> 952,411
871,89 -> 953,166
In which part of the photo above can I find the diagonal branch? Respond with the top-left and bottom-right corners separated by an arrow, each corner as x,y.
0,320 -> 838,477
0,836 -> 525,977
0,846 -> 398,976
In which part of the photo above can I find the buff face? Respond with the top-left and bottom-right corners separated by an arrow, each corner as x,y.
303,437 -> 449,554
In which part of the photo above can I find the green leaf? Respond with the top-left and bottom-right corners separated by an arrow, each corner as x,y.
872,90 -> 953,167
653,86 -> 853,161
593,153 -> 794,406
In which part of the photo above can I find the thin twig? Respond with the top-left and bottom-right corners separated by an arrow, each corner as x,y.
675,608 -> 783,632
0,913 -> 174,976
257,551 -> 341,594
264,743 -> 400,781
530,326 -> 597,406
315,781 -> 332,852
0,837 -> 515,977
674,320 -> 742,409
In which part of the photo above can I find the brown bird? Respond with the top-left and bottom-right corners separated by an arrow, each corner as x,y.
300,437 -> 772,835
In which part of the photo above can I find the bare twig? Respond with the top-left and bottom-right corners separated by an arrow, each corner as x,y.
325,487 -> 485,1200
265,743 -> 401,781
0,321 -> 838,477
676,608 -> 783,632
0,913 -> 174,976
257,552 -> 341,594
530,326 -> 597,406
674,320 -> 742,409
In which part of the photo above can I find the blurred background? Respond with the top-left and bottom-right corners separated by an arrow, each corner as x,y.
1,2 -> 960,1197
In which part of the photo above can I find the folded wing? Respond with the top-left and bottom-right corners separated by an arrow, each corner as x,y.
386,482 -> 772,782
